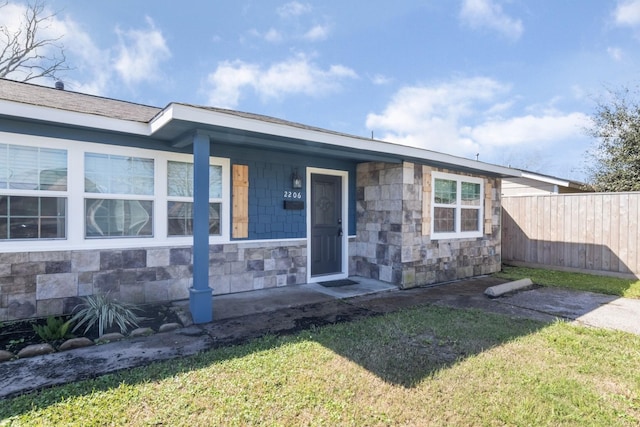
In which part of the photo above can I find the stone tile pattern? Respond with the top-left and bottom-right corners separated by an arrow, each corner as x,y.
354,162 -> 502,289
0,241 -> 306,321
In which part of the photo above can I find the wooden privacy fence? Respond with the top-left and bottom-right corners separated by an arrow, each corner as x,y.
502,192 -> 640,278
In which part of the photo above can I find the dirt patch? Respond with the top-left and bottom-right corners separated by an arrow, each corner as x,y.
0,303 -> 183,354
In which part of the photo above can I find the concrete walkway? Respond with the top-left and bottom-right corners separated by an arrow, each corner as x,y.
499,286 -> 640,336
1,276 -> 639,399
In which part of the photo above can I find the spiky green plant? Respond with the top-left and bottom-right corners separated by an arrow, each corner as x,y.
32,316 -> 74,342
70,294 -> 141,337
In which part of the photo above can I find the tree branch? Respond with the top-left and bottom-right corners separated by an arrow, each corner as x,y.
0,0 -> 70,81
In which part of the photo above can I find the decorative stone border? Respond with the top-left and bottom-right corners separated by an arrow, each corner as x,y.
0,307 -> 190,362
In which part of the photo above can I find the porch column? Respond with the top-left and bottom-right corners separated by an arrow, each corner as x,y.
189,130 -> 213,323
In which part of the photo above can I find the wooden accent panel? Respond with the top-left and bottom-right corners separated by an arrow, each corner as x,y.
421,166 -> 431,236
484,181 -> 492,234
232,164 -> 249,238
502,193 -> 640,277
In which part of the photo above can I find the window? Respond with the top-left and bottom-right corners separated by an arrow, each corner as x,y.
84,153 -> 154,238
167,160 -> 222,236
0,144 -> 67,240
0,138 -> 230,248
432,172 -> 483,239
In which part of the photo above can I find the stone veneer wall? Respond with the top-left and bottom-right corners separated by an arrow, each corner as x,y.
355,161 -> 502,288
0,240 -> 307,321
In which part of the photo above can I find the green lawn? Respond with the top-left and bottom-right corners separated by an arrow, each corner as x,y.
495,264 -> 640,298
2,305 -> 639,426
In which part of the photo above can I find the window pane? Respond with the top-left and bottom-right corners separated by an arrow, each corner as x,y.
10,217 -> 39,239
434,179 -> 456,204
8,145 -> 38,189
461,208 -> 480,232
168,201 -> 221,236
40,197 -> 64,216
209,165 -> 222,199
209,202 -> 221,235
40,217 -> 66,239
168,161 -> 222,199
9,196 -> 38,216
0,196 -> 7,216
39,148 -> 68,190
86,199 -> 153,237
0,196 -> 66,239
434,207 -> 455,232
168,161 -> 193,197
461,182 -> 481,206
3,145 -> 67,191
0,144 -> 6,189
85,153 -> 154,195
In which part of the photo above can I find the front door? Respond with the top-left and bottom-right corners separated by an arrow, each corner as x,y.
310,173 -> 343,276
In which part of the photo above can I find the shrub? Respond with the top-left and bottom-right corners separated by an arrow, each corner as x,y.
32,316 -> 74,342
71,294 -> 141,337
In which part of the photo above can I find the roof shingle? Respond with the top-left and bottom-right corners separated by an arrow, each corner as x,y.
0,78 -> 161,122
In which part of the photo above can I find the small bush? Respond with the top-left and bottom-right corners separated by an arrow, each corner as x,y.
71,294 -> 141,337
32,316 -> 74,342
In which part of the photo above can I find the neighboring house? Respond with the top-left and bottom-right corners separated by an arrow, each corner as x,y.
502,170 -> 591,196
0,79 -> 517,322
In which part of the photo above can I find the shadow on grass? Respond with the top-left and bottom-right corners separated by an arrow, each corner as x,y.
310,305 -> 545,387
0,303 -> 549,420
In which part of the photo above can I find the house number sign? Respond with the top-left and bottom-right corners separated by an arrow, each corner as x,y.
283,191 -> 303,199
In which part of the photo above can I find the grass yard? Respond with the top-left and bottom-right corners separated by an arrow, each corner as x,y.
495,264 -> 640,299
2,305 -> 639,426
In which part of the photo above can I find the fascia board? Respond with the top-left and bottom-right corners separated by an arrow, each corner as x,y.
157,104 -> 519,177
0,99 -> 150,136
520,171 -> 570,187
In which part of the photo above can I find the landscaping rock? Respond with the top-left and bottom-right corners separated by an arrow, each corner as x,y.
158,323 -> 181,333
172,306 -> 193,327
0,350 -> 15,362
95,332 -> 125,344
130,327 -> 154,337
59,337 -> 94,351
17,343 -> 55,358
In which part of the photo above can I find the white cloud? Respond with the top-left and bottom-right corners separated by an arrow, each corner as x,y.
366,77 -> 588,161
0,3 -> 173,97
366,77 -> 508,154
264,28 -> 283,43
303,24 -> 330,41
613,0 -> 640,26
463,112 -> 590,147
205,54 -> 357,108
607,46 -> 624,61
459,0 -> 523,40
277,1 -> 312,18
113,17 -> 171,85
204,61 -> 259,108
370,74 -> 392,85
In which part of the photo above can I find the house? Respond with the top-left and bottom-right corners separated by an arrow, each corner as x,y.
0,78 -> 517,322
502,169 -> 591,197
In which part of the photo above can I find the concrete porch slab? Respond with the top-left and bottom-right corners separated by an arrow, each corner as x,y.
173,277 -> 397,323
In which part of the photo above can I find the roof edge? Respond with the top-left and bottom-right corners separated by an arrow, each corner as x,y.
154,103 -> 520,177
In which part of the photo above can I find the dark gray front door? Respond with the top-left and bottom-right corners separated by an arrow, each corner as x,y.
311,173 -> 342,276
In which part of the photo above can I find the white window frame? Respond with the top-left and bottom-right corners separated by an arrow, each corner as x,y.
0,141 -> 68,241
431,171 -> 483,240
166,159 -> 224,238
84,151 -> 155,239
0,133 -> 230,251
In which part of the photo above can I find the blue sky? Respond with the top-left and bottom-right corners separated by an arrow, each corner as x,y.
4,0 -> 640,180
